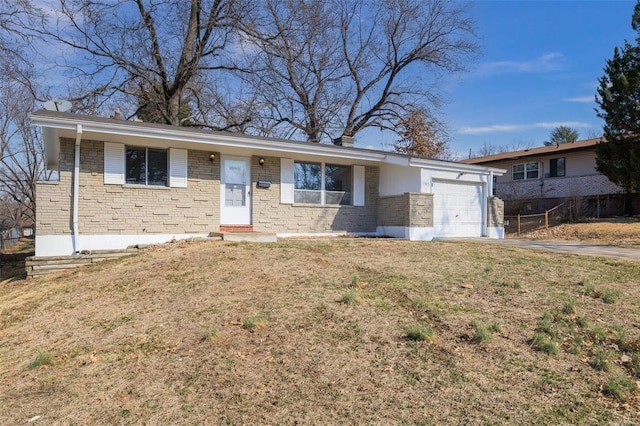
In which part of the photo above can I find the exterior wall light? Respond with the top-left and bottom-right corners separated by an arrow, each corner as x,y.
209,153 -> 215,162
259,157 -> 265,168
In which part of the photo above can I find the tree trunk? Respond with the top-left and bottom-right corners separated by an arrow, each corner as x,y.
624,190 -> 634,215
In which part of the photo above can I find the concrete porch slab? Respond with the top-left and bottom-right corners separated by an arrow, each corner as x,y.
209,232 -> 278,243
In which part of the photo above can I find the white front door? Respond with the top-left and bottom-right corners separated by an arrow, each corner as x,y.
220,156 -> 251,225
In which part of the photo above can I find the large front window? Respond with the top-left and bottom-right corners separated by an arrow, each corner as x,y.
512,162 -> 538,180
294,162 -> 352,205
126,146 -> 167,186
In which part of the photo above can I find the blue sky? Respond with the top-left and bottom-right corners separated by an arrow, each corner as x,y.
365,0 -> 638,158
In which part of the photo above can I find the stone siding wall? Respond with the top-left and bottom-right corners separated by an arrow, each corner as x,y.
251,156 -> 379,234
408,192 -> 434,228
487,197 -> 504,227
377,195 -> 409,227
377,192 -> 433,228
36,139 -> 75,235
37,138 -> 220,236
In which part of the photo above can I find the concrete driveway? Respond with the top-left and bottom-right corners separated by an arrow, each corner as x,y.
483,239 -> 640,261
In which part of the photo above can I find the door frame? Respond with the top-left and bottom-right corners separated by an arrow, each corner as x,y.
220,155 -> 252,225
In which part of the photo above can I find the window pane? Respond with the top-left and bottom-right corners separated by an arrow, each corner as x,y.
325,165 -> 350,191
294,189 -> 322,204
148,149 -> 167,186
126,147 -> 146,184
325,164 -> 352,205
526,162 -> 539,179
512,164 -> 524,180
556,157 -> 565,177
326,191 -> 351,205
294,162 -> 321,190
224,159 -> 247,185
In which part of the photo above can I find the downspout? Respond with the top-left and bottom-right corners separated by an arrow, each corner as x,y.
483,171 -> 492,237
72,124 -> 82,254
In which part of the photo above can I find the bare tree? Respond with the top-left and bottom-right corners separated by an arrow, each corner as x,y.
241,0 -> 477,143
470,140 -> 537,159
239,0 -> 347,142
0,73 -> 51,229
30,0 -> 248,127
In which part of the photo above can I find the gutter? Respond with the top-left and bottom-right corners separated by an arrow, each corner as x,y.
72,124 -> 82,254
31,113 -> 387,163
32,111 -> 507,176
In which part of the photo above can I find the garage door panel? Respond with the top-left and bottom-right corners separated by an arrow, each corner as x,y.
432,180 -> 483,237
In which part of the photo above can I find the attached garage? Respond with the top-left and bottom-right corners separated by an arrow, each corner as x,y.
432,180 -> 484,237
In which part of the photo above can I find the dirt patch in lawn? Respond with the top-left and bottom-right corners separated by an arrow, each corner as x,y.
516,220 -> 640,246
1,238 -> 640,424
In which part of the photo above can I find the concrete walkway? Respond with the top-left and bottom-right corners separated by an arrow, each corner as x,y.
483,238 -> 640,261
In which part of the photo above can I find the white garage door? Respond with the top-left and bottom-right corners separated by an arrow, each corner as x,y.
432,180 -> 483,237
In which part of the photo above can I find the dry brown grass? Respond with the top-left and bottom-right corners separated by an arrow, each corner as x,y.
517,220 -> 640,245
1,238 -> 640,424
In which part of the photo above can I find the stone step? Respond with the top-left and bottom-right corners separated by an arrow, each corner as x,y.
26,249 -> 138,278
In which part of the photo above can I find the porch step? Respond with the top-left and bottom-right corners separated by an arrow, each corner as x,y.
220,225 -> 254,232
209,231 -> 277,243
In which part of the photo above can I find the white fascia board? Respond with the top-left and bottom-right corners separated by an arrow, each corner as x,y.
31,113 -> 504,174
409,157 -> 506,176
382,154 -> 411,166
31,114 -> 387,163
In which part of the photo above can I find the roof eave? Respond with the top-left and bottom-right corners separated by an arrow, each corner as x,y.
32,111 -> 505,175
31,113 -> 387,162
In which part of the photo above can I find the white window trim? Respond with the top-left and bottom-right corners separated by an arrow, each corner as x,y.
104,142 -> 187,188
512,161 -> 539,181
281,160 -> 365,206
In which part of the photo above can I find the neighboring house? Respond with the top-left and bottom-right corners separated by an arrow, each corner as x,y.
462,138 -> 630,216
31,111 -> 505,257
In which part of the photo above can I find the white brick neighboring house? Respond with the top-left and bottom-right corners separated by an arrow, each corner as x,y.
31,110 -> 506,257
462,138 -> 630,216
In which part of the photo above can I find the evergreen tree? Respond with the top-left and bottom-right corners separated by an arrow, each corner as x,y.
543,126 -> 579,146
595,1 -> 640,214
